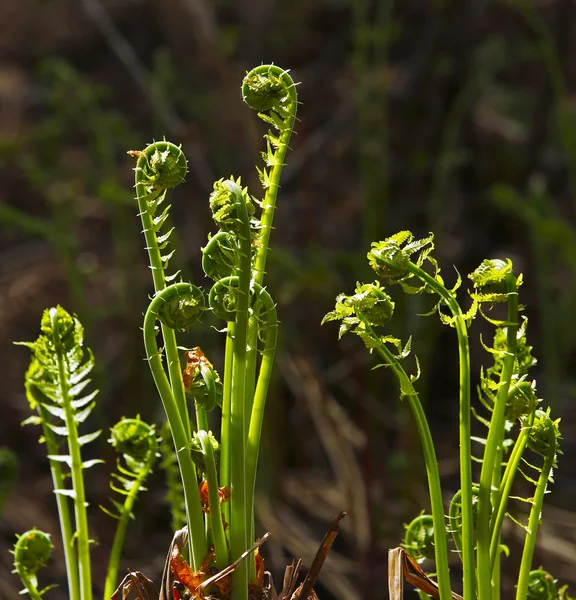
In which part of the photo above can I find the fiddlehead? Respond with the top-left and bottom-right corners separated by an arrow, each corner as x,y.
133,141 -> 187,287
209,276 -> 246,322
242,65 -> 298,285
403,514 -> 436,563
103,417 -> 159,600
448,488 -> 479,562
368,231 -> 437,291
12,529 -> 54,599
209,177 -> 255,233
526,569 -> 557,600
104,417 -> 158,517
17,306 -> 98,600
155,283 -> 206,331
202,231 -> 238,281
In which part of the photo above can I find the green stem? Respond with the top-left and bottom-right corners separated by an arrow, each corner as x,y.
245,288 -> 278,564
243,322 -> 258,582
50,310 -> 92,600
361,318 -> 452,600
489,415 -> 533,574
400,261 -> 475,600
143,285 -> 207,570
198,431 -> 229,570
15,570 -> 43,600
27,388 -> 80,600
476,276 -> 518,600
220,323 -> 234,534
515,425 -> 557,600
103,460 -> 153,600
224,182 -> 252,600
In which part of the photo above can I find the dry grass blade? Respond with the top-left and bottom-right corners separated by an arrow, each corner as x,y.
111,571 -> 159,600
293,511 -> 347,600
159,526 -> 189,600
388,547 -> 463,600
280,559 -> 303,600
388,547 -> 404,600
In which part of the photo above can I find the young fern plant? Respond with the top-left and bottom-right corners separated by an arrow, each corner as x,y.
324,232 -> 569,600
16,307 -> 100,600
102,417 -> 159,599
131,64 -> 296,600
13,306 -> 158,600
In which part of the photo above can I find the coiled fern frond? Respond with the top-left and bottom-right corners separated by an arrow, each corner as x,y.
133,141 -> 188,285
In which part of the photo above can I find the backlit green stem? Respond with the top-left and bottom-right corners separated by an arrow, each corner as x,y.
245,288 -> 278,573
401,261 -> 475,600
103,457 -> 155,600
489,416 -> 533,574
220,323 -> 234,534
224,182 -> 252,600
50,309 -> 92,600
143,285 -> 207,570
477,275 -> 518,600
360,316 -> 452,600
15,569 -> 43,600
515,424 -> 557,600
26,386 -> 79,600
198,431 -> 229,570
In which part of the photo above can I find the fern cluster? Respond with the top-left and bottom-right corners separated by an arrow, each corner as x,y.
13,306 -> 158,600
325,231 -> 568,600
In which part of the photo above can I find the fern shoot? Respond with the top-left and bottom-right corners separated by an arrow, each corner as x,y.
102,417 -> 159,600
132,65 -> 297,600
17,306 -> 100,600
325,231 -> 570,600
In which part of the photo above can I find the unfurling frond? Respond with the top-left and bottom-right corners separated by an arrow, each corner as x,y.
18,306 -> 100,448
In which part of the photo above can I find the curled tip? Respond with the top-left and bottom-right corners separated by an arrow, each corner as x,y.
403,514 -> 436,563
136,141 -> 188,190
527,408 -> 561,456
526,569 -> 558,599
13,529 -> 53,575
468,258 -> 516,301
506,380 -> 538,421
109,416 -> 157,464
156,283 -> 206,330
242,64 -> 297,112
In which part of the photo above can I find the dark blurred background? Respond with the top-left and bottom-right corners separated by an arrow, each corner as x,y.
2,0 -> 576,598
